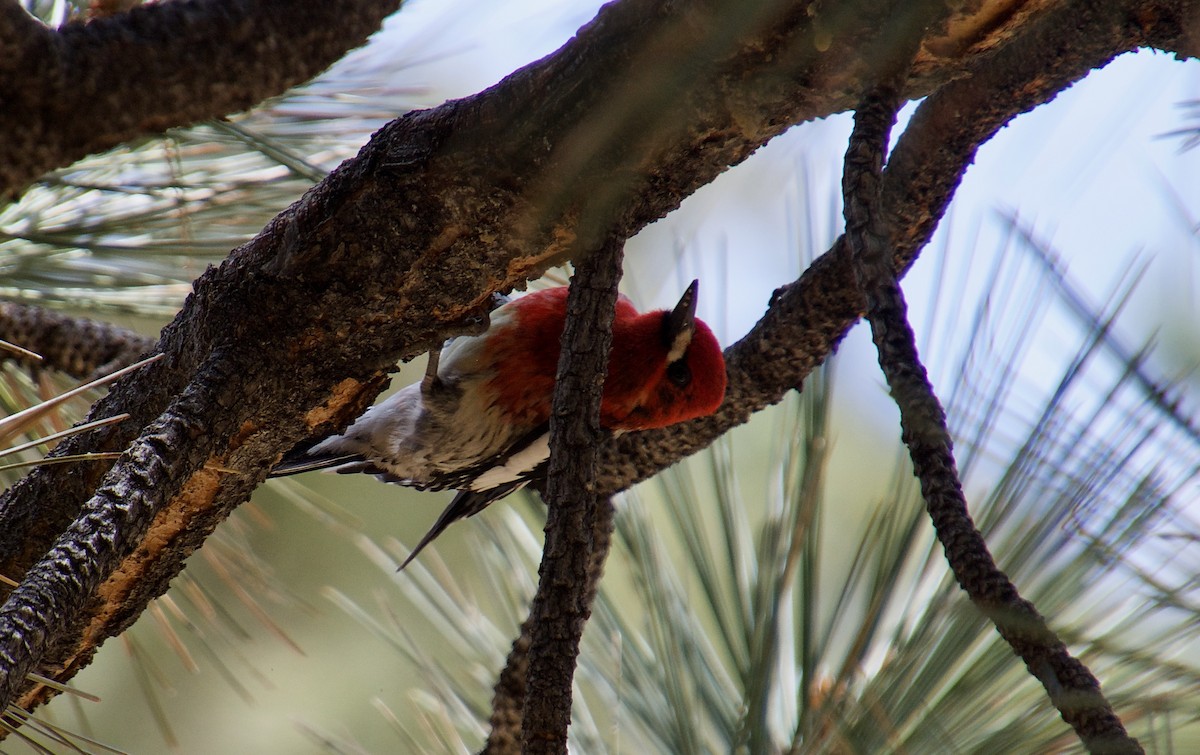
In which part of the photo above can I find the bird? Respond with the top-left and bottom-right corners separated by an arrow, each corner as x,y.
271,280 -> 727,569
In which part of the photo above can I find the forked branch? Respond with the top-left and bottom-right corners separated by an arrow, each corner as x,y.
840,19 -> 1142,755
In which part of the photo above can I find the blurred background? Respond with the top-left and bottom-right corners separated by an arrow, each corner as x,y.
4,0 -> 1200,752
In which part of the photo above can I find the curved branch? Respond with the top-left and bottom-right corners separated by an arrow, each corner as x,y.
843,58 -> 1140,753
0,302 -> 154,379
0,0 -> 909,713
0,0 -> 400,200
592,0 -> 1182,495
0,352 -> 230,706
0,0 -> 905,669
0,0 -> 1194,720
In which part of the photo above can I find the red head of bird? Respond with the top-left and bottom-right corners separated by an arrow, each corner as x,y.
481,280 -> 726,431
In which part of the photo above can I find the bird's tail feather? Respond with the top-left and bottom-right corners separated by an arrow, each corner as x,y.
270,450 -> 368,477
397,481 -> 528,571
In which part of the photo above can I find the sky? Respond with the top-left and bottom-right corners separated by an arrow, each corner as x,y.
354,0 -> 1200,377
21,2 -> 1200,752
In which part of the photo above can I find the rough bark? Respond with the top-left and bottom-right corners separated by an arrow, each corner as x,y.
520,237 -> 624,753
840,7 -> 1140,747
0,0 -> 926,710
593,0 -> 1200,495
0,0 -> 401,200
0,303 -> 153,379
484,499 -> 615,755
0,0 -> 1194,735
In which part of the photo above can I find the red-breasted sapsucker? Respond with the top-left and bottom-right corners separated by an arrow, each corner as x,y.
272,280 -> 727,568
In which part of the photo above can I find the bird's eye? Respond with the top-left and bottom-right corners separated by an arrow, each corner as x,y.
666,360 -> 691,388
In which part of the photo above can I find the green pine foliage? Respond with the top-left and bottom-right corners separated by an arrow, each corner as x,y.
2,3 -> 1198,752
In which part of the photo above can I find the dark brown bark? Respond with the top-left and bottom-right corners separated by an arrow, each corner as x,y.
0,0 -> 401,200
592,0 -> 1198,496
840,9 -> 1141,747
0,0 -> 920,711
486,616 -> 532,755
0,0 -> 1194,737
485,488 -> 616,755
0,303 -> 153,379
519,238 -> 624,752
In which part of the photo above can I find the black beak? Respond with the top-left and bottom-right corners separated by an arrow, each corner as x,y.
664,279 -> 698,362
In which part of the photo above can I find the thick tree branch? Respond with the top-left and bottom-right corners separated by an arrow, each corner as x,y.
0,0 -> 1195,721
592,0 -> 1190,494
0,0 -> 400,200
0,351 -> 230,706
0,0 -> 919,711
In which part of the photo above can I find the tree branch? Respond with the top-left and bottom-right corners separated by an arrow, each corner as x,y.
0,1 -> 919,711
485,503 -> 614,755
0,0 -> 1195,721
0,0 -> 401,200
520,238 -> 625,753
839,12 -> 1141,753
592,0 -> 1186,495
0,302 -> 153,379
0,351 -> 232,706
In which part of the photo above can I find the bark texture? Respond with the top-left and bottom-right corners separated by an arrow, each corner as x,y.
840,6 -> 1141,747
521,237 -> 624,753
592,0 -> 1200,496
0,303 -> 153,379
0,0 -> 1194,743
0,0 -> 401,200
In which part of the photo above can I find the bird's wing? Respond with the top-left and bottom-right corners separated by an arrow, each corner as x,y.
398,425 -> 550,570
395,477 -> 535,571
418,424 -> 549,491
